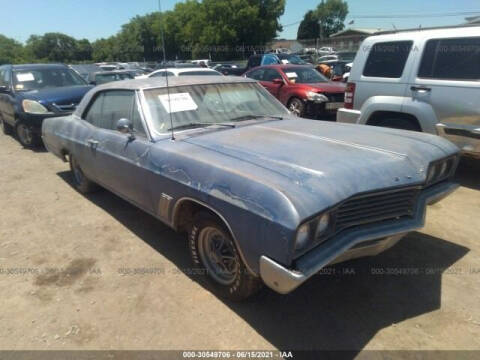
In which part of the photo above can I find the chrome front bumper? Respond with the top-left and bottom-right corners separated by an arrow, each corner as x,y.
436,123 -> 480,158
260,181 -> 459,294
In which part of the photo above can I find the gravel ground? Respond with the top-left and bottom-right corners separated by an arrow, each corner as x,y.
0,133 -> 479,352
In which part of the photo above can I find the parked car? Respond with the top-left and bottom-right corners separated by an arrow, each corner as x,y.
336,51 -> 357,62
316,60 -> 351,81
0,64 -> 92,147
318,46 -> 336,55
245,64 -> 345,118
69,64 -> 103,82
42,76 -> 459,300
137,67 -> 222,79
337,25 -> 480,158
88,70 -> 135,85
317,55 -> 339,63
222,53 -> 310,76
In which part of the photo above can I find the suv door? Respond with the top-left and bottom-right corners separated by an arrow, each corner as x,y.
409,36 -> 480,148
87,90 -> 154,212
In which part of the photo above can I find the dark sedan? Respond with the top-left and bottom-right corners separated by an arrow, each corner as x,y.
0,64 -> 92,147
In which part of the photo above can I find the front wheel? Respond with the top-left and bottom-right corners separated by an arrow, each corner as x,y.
15,121 -> 40,148
69,155 -> 99,194
189,212 -> 262,301
288,98 -> 306,117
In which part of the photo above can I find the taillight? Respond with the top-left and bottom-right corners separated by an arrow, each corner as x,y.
344,82 -> 356,109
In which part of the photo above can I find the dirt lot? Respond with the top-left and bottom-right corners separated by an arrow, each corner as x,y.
0,132 -> 479,353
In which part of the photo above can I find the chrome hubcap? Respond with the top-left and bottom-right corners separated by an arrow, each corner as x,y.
198,227 -> 238,285
289,101 -> 301,116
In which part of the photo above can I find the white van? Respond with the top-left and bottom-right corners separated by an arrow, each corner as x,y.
337,25 -> 480,157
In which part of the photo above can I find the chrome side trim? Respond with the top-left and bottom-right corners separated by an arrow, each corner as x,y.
172,197 -> 257,277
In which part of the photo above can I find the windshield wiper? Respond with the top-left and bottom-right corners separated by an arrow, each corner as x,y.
168,122 -> 236,131
229,115 -> 284,122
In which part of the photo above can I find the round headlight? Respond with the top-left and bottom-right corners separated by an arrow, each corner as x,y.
315,213 -> 330,238
295,223 -> 310,250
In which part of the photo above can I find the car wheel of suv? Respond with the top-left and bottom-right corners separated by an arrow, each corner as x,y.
189,211 -> 262,301
15,121 -> 39,148
69,155 -> 98,194
288,98 -> 305,117
375,118 -> 421,132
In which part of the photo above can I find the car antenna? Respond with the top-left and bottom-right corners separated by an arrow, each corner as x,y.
159,0 -> 175,140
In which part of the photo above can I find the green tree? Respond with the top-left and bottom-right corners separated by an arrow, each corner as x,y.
75,39 -> 93,62
25,32 -> 78,62
297,0 -> 348,40
0,35 -> 26,64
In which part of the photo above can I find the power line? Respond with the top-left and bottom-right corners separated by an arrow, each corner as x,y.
281,10 -> 480,27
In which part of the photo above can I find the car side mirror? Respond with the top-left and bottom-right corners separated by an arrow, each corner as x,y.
272,78 -> 284,85
116,118 -> 135,140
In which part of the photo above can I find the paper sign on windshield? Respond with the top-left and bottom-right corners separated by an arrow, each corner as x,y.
16,73 -> 35,82
286,72 -> 298,78
159,93 -> 198,113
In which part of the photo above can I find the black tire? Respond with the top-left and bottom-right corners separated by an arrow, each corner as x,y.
374,117 -> 421,132
189,212 -> 262,301
69,155 -> 99,194
288,98 -> 306,117
15,121 -> 40,148
1,116 -> 13,136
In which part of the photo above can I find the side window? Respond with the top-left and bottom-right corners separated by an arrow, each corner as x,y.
363,41 -> 413,78
132,97 -> 147,137
249,56 -> 261,68
84,93 -> 105,125
418,37 -> 480,80
263,69 -> 281,82
101,91 -> 135,130
246,68 -> 265,81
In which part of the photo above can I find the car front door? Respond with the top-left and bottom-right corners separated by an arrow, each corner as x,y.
87,90 -> 154,212
0,68 -> 16,126
259,68 -> 284,99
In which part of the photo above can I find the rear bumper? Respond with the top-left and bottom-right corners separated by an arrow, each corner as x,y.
259,181 -> 459,294
436,123 -> 480,158
336,108 -> 361,124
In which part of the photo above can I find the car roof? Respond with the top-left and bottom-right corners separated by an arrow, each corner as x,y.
74,76 -> 256,117
8,63 -> 69,71
151,67 -> 220,76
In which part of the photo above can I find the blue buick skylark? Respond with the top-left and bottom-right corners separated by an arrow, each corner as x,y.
42,76 -> 459,300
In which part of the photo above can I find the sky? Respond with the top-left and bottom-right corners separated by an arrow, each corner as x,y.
1,0 -> 479,43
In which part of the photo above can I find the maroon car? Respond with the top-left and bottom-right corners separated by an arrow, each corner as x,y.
245,65 -> 346,119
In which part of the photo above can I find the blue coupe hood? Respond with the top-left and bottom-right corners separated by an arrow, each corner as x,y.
19,85 -> 93,107
184,119 -> 458,219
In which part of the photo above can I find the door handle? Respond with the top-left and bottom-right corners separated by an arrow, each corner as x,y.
87,139 -> 99,148
411,86 -> 431,92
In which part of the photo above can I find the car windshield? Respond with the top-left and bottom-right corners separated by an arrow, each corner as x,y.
283,67 -> 328,83
278,54 -> 308,65
143,82 -> 288,133
13,68 -> 86,91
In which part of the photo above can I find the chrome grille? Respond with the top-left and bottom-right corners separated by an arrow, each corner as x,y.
335,188 -> 419,232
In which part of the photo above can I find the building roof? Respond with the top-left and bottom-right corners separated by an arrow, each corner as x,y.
329,28 -> 383,38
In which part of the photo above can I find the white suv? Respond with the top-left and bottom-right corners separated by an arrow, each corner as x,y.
337,25 -> 480,157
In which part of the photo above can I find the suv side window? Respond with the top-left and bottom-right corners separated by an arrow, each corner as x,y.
101,91 -> 135,130
363,41 -> 413,78
418,37 -> 480,80
85,93 -> 105,125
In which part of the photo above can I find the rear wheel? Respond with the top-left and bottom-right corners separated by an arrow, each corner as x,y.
15,121 -> 40,148
374,117 -> 421,132
288,98 -> 305,117
189,212 -> 262,301
69,155 -> 98,194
